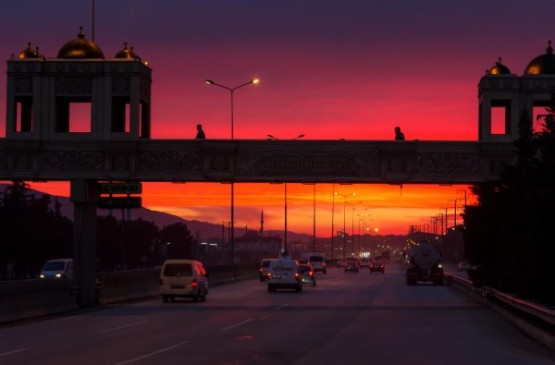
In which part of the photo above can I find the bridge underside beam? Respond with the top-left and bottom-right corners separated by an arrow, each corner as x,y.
0,139 -> 516,184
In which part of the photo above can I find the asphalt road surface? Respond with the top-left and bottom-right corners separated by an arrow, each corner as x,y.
1,264 -> 553,365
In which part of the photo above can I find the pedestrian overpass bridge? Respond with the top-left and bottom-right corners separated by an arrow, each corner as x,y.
5,35 -> 555,307
0,136 -> 517,308
0,138 -> 514,184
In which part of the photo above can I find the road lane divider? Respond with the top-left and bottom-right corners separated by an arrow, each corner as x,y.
98,320 -> 148,333
115,340 -> 190,365
274,304 -> 289,311
221,319 -> 254,331
0,348 -> 27,358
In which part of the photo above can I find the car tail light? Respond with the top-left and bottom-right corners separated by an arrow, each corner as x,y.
267,272 -> 272,279
192,279 -> 198,288
295,272 -> 300,278
309,271 -> 314,276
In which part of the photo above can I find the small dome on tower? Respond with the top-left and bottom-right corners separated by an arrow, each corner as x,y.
524,41 -> 555,75
18,42 -> 45,60
488,57 -> 511,75
57,27 -> 104,59
114,42 -> 142,61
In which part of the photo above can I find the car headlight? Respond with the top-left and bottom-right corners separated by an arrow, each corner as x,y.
55,273 -> 62,278
39,274 -> 45,279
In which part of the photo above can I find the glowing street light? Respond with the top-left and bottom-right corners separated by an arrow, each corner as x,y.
205,78 -> 260,271
204,78 -> 260,139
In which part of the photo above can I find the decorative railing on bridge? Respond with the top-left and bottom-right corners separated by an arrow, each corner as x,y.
0,139 -> 516,184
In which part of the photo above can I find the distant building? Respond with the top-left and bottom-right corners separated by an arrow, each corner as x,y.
233,231 -> 282,264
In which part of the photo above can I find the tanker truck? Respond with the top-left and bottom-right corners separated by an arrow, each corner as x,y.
406,242 -> 444,285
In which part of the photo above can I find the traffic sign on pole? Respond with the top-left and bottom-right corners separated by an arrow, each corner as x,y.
98,197 -> 142,209
98,182 -> 142,194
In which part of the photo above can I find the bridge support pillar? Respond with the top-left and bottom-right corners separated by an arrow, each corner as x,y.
70,180 -> 98,307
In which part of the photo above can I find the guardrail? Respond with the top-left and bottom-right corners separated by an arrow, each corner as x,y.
0,263 -> 259,324
446,272 -> 555,350
489,288 -> 555,326
0,279 -> 78,323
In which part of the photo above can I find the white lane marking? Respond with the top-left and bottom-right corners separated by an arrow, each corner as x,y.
114,340 -> 190,365
0,348 -> 27,358
98,320 -> 148,333
221,319 -> 254,331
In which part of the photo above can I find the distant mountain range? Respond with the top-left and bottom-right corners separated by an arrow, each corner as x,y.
0,183 -> 312,243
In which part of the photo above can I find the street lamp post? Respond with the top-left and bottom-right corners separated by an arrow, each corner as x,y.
335,192 -> 356,259
205,79 -> 260,140
284,183 -> 288,256
312,184 -> 316,251
302,182 -> 317,252
205,78 -> 260,271
330,184 -> 335,260
267,134 -> 303,258
355,208 -> 369,253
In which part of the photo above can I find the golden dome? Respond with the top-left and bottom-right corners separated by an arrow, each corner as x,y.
18,42 -> 45,60
57,27 -> 104,59
524,41 -> 555,75
488,57 -> 511,75
115,42 -> 142,61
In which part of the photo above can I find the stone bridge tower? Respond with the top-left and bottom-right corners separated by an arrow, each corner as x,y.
479,41 -> 555,142
5,29 -> 152,307
6,27 -> 152,141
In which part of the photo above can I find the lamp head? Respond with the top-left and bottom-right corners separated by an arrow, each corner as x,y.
252,78 -> 260,84
205,79 -> 215,85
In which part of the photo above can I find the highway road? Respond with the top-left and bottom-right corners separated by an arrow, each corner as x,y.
0,264 -> 553,365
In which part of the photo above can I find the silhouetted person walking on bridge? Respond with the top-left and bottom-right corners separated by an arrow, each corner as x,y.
196,124 -> 206,139
395,126 -> 405,140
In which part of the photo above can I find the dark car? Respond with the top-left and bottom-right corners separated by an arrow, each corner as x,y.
370,261 -> 385,273
344,258 -> 360,273
299,263 -> 317,286
259,258 -> 275,281
457,261 -> 470,272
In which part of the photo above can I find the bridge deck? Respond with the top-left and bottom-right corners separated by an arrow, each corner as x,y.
0,139 -> 515,184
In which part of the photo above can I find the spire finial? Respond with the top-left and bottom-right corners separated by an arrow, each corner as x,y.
547,40 -> 553,54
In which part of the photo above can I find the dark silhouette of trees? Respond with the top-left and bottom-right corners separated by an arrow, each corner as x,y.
159,222 -> 196,259
0,181 -> 72,279
97,215 -> 161,271
123,218 -> 159,268
96,216 -> 193,270
0,182 -> 197,277
96,215 -> 122,271
464,105 -> 555,304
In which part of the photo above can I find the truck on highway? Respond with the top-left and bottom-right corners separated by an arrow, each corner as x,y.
405,242 -> 444,285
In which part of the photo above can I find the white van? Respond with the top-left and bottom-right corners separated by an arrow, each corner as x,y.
267,258 -> 302,293
39,258 -> 73,280
159,259 -> 208,302
308,252 -> 327,274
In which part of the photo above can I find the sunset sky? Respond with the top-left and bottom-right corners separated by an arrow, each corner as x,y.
1,1 -> 553,238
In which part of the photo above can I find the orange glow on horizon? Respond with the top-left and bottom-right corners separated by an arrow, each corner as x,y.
22,181 -> 474,237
